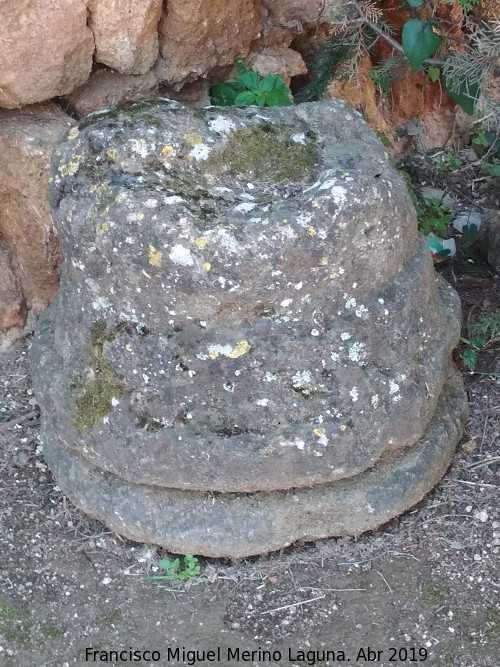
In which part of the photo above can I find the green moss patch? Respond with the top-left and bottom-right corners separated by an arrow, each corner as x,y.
484,609 -> 500,646
419,577 -> 451,606
0,596 -> 31,645
71,322 -> 126,435
204,125 -> 318,183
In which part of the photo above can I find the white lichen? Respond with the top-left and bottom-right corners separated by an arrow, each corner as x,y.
168,244 -> 194,267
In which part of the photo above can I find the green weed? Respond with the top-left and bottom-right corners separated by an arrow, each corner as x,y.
459,308 -> 500,371
417,198 -> 452,237
436,153 -> 462,172
210,60 -> 292,107
149,554 -> 200,581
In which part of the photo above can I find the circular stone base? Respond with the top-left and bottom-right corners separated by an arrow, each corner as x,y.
41,368 -> 467,557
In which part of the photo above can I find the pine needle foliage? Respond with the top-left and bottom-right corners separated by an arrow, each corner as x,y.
296,1 -> 500,129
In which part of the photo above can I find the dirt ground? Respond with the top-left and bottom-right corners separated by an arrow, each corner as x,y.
1,157 -> 500,667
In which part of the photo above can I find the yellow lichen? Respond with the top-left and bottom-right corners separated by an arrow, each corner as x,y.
312,200 -> 320,209
194,237 -> 208,248
208,350 -> 219,359
183,133 -> 203,146
307,226 -> 316,236
228,340 -> 251,359
313,428 -> 326,437
148,245 -> 162,266
58,154 -> 82,177
161,145 -> 173,156
202,262 -> 211,271
67,127 -> 79,140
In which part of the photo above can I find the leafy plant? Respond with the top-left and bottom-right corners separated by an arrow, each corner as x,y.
481,158 -> 500,177
149,554 -> 200,581
313,0 -> 500,124
468,309 -> 500,342
459,336 -> 485,370
457,0 -> 480,10
460,308 -> 500,370
471,124 -> 495,154
436,152 -> 462,172
417,197 -> 452,237
402,18 -> 442,74
210,60 -> 292,107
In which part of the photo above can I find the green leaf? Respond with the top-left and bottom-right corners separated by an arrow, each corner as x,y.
264,88 -> 292,107
258,76 -> 277,93
460,347 -> 477,370
236,59 -> 247,76
427,66 -> 440,82
442,72 -> 480,115
469,336 -> 485,348
239,70 -> 260,91
481,161 -> 500,177
234,90 -> 257,106
157,558 -> 179,573
406,0 -> 423,6
402,19 -> 442,73
209,82 -> 243,106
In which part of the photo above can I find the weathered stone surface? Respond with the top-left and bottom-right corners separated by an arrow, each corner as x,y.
159,79 -> 211,108
37,366 -> 467,557
0,104 -> 72,314
477,209 -> 500,272
31,99 -> 467,556
158,0 -> 260,85
244,47 -> 307,86
262,0 -> 326,27
0,248 -> 27,350
0,0 -> 94,109
87,0 -> 163,75
67,69 -> 159,118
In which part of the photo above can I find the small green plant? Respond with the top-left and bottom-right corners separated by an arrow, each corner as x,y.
471,124 -> 493,154
481,158 -> 500,178
417,197 -> 452,237
436,152 -> 462,172
459,336 -> 485,370
149,554 -> 200,581
210,60 -> 292,107
468,308 -> 500,342
460,308 -> 500,371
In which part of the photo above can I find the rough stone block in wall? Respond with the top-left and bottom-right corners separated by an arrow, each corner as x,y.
31,99 -> 468,557
67,69 -> 159,118
0,0 -> 94,109
87,0 -> 163,75
0,104 -> 73,317
158,0 -> 261,85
